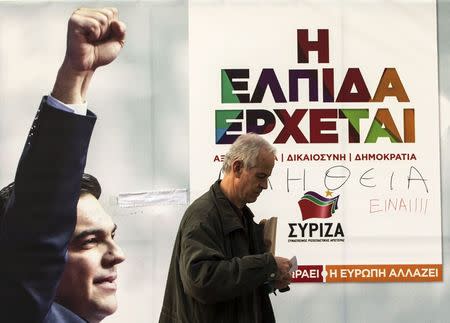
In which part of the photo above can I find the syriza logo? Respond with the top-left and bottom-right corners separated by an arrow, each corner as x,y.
298,191 -> 339,221
288,191 -> 345,243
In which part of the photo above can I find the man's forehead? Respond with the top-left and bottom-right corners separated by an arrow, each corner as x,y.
76,194 -> 115,232
254,149 -> 275,168
252,167 -> 273,177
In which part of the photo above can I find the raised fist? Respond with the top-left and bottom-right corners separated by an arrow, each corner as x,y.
65,7 -> 126,72
52,8 -> 126,103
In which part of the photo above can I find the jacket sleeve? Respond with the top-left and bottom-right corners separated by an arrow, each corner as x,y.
179,215 -> 278,304
0,97 -> 96,322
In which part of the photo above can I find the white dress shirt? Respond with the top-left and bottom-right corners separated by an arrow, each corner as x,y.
47,95 -> 88,116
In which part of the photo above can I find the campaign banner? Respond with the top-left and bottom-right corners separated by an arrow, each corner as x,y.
189,1 -> 441,282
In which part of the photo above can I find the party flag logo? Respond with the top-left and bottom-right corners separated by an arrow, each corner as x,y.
298,191 -> 340,221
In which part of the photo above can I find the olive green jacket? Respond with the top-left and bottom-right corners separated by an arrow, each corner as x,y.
159,181 -> 278,323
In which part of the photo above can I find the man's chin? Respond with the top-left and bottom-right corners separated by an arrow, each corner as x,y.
246,196 -> 259,204
91,294 -> 118,320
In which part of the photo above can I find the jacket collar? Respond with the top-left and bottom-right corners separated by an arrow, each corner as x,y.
210,180 -> 254,235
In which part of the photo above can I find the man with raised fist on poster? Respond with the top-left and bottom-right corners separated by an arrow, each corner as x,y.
0,8 -> 126,323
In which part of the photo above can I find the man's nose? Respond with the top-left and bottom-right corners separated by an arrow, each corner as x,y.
260,178 -> 268,190
103,240 -> 126,267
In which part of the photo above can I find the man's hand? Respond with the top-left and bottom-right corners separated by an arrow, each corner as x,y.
274,256 -> 292,290
66,7 -> 126,72
52,7 -> 126,104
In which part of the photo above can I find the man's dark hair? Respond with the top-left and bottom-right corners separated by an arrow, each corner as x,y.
79,173 -> 101,199
0,173 -> 101,216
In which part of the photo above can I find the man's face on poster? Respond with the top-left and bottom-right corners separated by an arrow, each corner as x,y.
56,193 -> 125,322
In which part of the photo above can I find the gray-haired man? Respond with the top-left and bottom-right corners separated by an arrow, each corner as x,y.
160,133 -> 292,323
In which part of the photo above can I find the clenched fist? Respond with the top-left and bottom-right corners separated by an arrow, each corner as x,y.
52,8 -> 126,104
66,7 -> 126,72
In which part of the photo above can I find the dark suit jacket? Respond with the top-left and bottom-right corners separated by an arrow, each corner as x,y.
0,97 -> 96,322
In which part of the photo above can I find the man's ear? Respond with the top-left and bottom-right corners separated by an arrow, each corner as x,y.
232,160 -> 243,177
